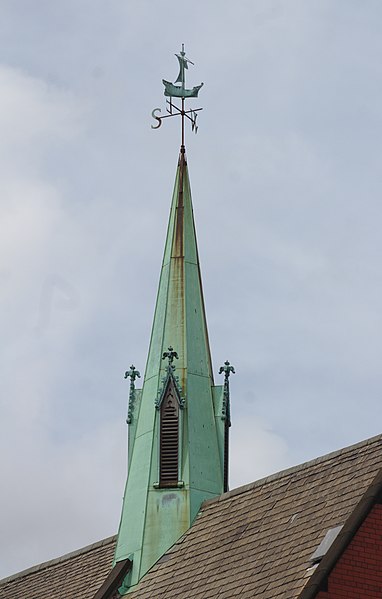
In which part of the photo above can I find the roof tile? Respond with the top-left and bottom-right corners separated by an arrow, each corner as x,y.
1,434 -> 381,599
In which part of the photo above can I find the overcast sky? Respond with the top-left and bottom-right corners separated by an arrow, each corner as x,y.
1,0 -> 382,580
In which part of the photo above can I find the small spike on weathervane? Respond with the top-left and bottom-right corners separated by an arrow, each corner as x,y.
151,44 -> 203,148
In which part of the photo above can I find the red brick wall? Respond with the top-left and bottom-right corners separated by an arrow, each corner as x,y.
316,503 -> 382,599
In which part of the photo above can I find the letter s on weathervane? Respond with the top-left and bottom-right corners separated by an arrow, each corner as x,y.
151,108 -> 162,129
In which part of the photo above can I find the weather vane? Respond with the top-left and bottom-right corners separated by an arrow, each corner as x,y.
151,44 -> 203,147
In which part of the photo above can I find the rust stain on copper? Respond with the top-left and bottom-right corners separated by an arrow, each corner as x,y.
173,150 -> 185,258
169,150 -> 186,390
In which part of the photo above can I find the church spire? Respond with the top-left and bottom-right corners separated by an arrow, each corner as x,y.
113,49 -> 232,594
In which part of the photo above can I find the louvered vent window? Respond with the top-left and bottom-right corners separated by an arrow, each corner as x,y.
160,387 -> 179,487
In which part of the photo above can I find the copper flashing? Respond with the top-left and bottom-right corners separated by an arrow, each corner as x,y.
92,558 -> 132,599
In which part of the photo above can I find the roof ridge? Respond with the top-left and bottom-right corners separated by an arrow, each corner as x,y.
2,435 -> 381,589
0,535 -> 117,586
202,432 -> 382,508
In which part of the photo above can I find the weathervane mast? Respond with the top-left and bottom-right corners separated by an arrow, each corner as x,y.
151,44 -> 203,148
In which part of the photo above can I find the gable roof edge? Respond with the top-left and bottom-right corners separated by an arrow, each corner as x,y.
0,535 -> 117,587
298,467 -> 382,599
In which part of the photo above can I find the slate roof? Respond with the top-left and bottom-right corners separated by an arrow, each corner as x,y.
1,434 -> 381,599
0,536 -> 116,599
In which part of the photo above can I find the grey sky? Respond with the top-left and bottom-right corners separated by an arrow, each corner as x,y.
1,0 -> 382,579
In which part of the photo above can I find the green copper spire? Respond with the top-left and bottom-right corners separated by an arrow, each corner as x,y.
114,148 -> 228,594
112,48 -> 232,595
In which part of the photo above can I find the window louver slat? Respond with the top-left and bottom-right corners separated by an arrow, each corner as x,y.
160,388 -> 179,486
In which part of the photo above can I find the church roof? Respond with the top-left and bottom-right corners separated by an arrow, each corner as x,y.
0,536 -> 116,599
1,433 -> 381,599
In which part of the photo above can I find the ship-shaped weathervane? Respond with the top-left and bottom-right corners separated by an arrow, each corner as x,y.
151,44 -> 203,146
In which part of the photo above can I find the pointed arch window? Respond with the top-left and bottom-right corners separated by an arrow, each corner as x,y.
159,381 -> 179,487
